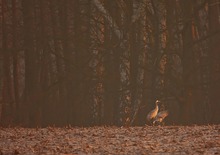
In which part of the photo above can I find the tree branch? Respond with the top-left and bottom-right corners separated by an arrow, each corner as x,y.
92,0 -> 122,39
131,0 -> 148,23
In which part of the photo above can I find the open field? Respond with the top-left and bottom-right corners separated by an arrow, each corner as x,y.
0,125 -> 219,154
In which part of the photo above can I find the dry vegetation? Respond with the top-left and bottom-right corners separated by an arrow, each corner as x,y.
0,125 -> 219,154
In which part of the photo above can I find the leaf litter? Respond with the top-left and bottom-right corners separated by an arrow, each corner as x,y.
0,125 -> 219,154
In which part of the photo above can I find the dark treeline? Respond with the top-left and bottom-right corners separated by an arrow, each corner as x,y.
0,0 -> 219,127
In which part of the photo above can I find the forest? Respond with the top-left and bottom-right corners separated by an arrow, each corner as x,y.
0,0 -> 220,127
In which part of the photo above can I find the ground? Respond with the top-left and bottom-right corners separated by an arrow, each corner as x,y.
0,125 -> 219,154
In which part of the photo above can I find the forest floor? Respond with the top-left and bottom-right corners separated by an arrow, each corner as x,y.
0,125 -> 219,155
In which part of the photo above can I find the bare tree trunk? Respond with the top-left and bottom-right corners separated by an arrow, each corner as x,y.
72,0 -> 92,126
22,0 -> 41,127
92,0 -> 122,39
102,1 -> 121,125
164,0 -> 182,124
1,0 -> 14,126
181,0 -> 194,124
12,0 -> 21,125
209,0 -> 220,124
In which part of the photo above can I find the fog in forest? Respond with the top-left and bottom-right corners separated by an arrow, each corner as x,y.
0,0 -> 220,127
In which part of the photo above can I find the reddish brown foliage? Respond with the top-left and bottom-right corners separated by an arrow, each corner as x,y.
0,125 -> 219,154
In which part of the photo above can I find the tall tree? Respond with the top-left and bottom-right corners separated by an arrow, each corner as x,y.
208,0 -> 220,124
1,0 -> 14,125
22,0 -> 41,126
180,0 -> 195,124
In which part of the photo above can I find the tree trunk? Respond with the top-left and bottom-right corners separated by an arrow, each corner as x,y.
208,0 -> 220,124
22,0 -> 40,127
181,0 -> 194,124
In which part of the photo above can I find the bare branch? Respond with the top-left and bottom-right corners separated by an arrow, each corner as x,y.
92,0 -> 122,39
131,0 -> 148,23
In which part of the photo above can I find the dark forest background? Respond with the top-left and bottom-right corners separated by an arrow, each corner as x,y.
0,0 -> 220,127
